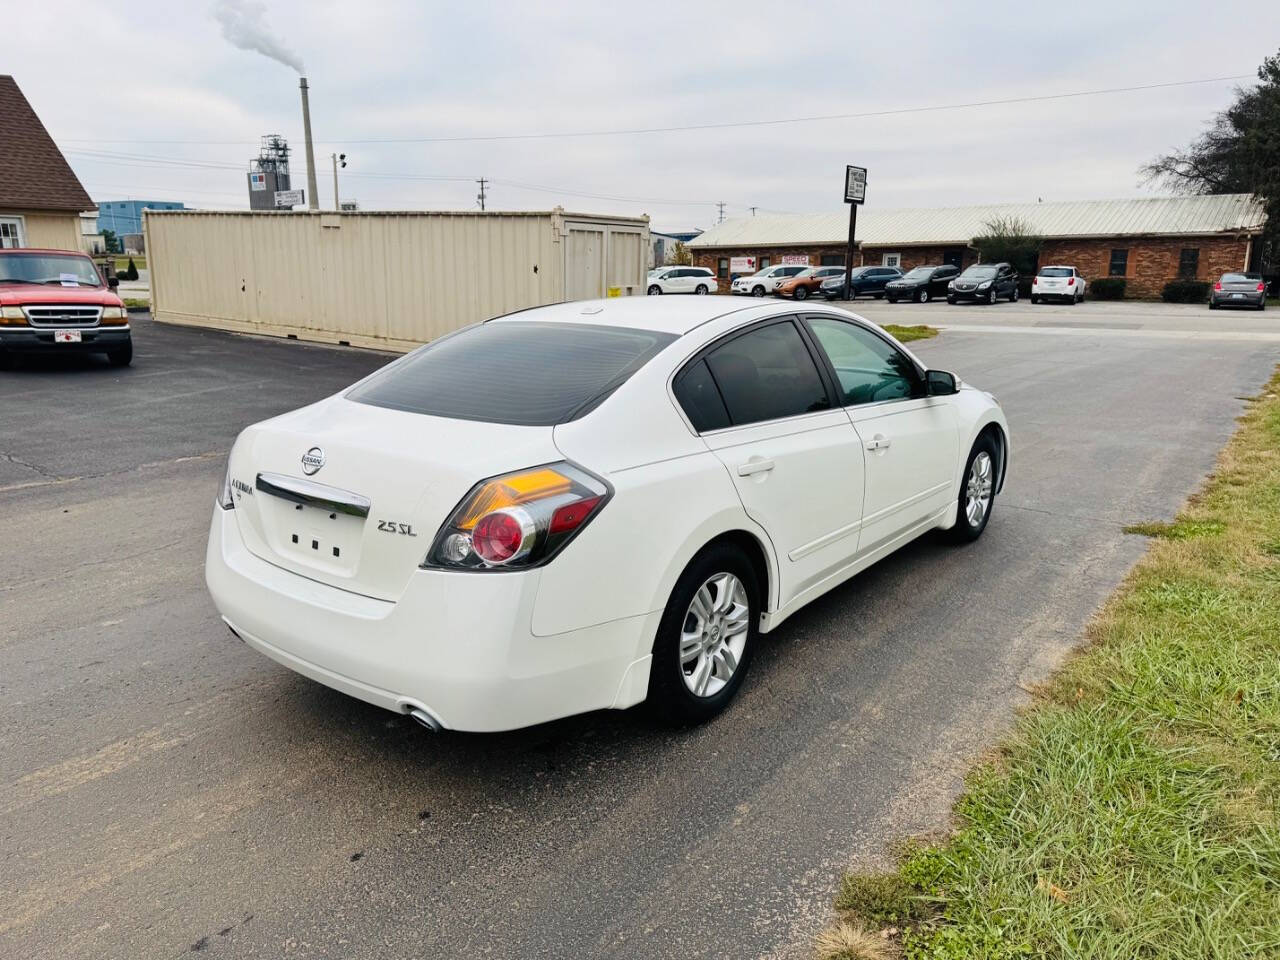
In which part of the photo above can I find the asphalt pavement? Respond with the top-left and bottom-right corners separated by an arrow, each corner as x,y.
2,308 -> 1278,959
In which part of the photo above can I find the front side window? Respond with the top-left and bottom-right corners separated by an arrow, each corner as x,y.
1109,249 -> 1128,276
717,258 -> 729,279
701,321 -> 830,427
348,321 -> 675,425
1179,248 -> 1199,278
806,317 -> 922,406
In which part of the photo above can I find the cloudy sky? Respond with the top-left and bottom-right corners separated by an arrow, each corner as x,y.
9,1 -> 1280,231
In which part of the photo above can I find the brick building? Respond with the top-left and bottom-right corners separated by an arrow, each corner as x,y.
689,195 -> 1265,298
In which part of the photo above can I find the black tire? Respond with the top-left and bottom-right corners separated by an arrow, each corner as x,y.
1009,285 -> 1019,302
1209,300 -> 1218,309
947,296 -> 957,304
106,341 -> 133,367
874,292 -> 885,299
951,434 -> 999,543
648,285 -> 661,296
695,284 -> 709,295
916,288 -> 929,304
0,351 -> 14,371
752,285 -> 765,297
1258,301 -> 1266,311
647,543 -> 759,725
793,286 -> 809,301
1030,295 -> 1039,304
987,288 -> 998,305
886,297 -> 898,304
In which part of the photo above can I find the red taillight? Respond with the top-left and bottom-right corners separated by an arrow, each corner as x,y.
1214,282 -> 1223,291
550,496 -> 602,535
1067,277 -> 1075,286
1258,282 -> 1267,292
471,510 -> 527,565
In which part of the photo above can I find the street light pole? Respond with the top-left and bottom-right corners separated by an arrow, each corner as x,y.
331,153 -> 347,210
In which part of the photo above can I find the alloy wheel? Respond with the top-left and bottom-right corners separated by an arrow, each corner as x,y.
965,451 -> 994,527
680,573 -> 750,698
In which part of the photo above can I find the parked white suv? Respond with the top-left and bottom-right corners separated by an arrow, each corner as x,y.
731,264 -> 807,297
1031,265 -> 1086,304
647,266 -> 718,295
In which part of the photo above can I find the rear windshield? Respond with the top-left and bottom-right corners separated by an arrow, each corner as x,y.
1039,267 -> 1073,277
1222,273 -> 1258,282
0,253 -> 102,286
347,321 -> 676,425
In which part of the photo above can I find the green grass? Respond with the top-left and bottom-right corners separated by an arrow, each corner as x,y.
821,369 -> 1280,960
113,256 -> 147,271
121,298 -> 149,309
883,324 -> 939,343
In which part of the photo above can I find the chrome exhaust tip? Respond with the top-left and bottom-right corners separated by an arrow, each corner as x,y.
407,707 -> 441,732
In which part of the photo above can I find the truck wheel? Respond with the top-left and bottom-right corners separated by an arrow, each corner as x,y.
106,342 -> 133,367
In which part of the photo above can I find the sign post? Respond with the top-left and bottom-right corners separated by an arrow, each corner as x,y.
842,165 -> 866,301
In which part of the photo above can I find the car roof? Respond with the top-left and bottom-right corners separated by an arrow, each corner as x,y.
488,296 -> 776,336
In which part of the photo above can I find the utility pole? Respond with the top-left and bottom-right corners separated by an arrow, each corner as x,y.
716,201 -> 726,223
331,152 -> 346,210
476,178 -> 488,211
749,206 -> 757,216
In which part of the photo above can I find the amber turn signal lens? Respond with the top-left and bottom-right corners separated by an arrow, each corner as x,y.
0,305 -> 26,326
454,468 -> 573,531
100,306 -> 128,325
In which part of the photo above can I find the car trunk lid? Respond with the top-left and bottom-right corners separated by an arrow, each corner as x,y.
229,397 -> 561,601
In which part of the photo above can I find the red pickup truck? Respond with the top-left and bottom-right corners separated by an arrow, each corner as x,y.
0,248 -> 132,367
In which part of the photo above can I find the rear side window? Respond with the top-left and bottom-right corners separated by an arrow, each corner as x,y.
701,321 -> 830,427
348,321 -> 675,425
673,359 -> 730,432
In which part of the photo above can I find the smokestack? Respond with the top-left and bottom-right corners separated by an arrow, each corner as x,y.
299,77 -> 319,211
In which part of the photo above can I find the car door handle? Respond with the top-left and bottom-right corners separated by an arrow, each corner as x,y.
865,435 -> 891,452
737,457 -> 775,476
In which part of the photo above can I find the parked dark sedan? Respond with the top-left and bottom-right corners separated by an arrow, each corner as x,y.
1209,272 -> 1267,310
820,265 -> 902,300
947,262 -> 1019,304
884,264 -> 960,303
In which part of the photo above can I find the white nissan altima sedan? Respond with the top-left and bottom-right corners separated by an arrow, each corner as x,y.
206,298 -> 1008,732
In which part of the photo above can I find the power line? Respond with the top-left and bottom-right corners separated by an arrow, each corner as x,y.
54,75 -> 1249,147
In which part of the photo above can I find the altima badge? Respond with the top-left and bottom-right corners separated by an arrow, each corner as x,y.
301,446 -> 326,476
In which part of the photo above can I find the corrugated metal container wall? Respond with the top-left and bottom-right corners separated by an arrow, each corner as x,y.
145,210 -> 650,352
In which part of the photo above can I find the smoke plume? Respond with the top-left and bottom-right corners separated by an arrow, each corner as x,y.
212,0 -> 305,74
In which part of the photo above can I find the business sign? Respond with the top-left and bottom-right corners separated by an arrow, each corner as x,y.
274,189 -> 304,208
780,254 -> 810,265
730,256 -> 756,273
844,164 -> 867,205
249,172 -> 266,191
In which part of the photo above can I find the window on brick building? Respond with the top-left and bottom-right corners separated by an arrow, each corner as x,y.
759,257 -> 771,269
881,252 -> 901,269
1108,249 -> 1128,276
717,257 -> 728,279
819,254 -> 845,266
1178,248 -> 1199,278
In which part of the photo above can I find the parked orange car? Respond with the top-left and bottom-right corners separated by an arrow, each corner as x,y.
775,265 -> 847,301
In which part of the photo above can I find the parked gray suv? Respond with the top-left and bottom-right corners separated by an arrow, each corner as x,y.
947,262 -> 1019,304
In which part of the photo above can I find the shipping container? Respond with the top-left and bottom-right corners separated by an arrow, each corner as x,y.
145,208 -> 650,352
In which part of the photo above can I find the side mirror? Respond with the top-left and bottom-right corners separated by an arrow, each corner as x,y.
108,276 -> 119,289
925,370 -> 959,396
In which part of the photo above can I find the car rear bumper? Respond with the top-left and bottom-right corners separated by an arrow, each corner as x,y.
205,506 -> 657,732
1210,291 -> 1264,307
0,326 -> 131,352
1032,284 -> 1078,299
